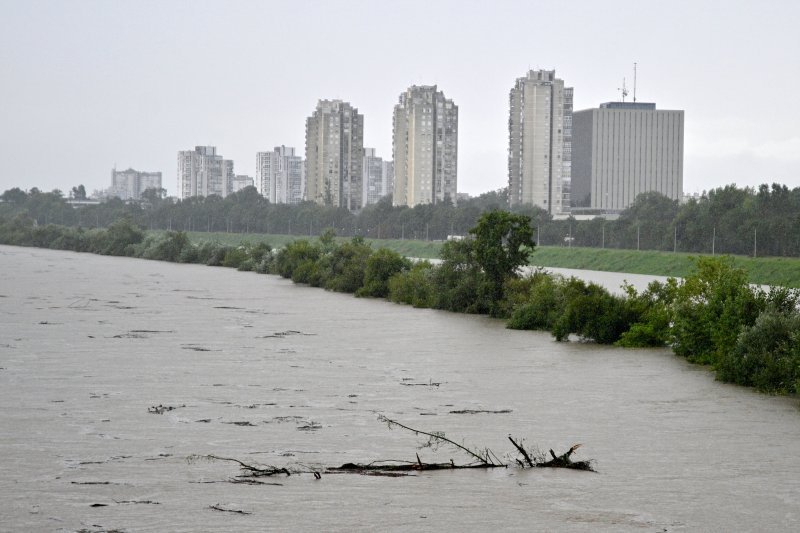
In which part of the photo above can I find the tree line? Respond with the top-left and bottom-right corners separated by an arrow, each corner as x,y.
1,210 -> 798,395
2,181 -> 800,257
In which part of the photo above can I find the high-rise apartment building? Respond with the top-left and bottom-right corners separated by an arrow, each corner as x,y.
571,102 -> 684,211
392,85 -> 458,207
305,100 -> 364,210
108,168 -> 162,200
508,70 -> 572,214
362,148 -> 393,206
256,146 -> 305,204
177,146 -> 234,199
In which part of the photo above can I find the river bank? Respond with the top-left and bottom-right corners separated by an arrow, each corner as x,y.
182,231 -> 800,288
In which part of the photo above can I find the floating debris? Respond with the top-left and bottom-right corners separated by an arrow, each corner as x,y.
209,504 -> 251,515
148,404 -> 185,414
449,409 -> 512,415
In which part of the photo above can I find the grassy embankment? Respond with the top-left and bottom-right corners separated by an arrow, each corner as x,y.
183,231 -> 800,288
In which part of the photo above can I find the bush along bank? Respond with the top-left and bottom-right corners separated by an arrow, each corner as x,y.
2,212 -> 799,395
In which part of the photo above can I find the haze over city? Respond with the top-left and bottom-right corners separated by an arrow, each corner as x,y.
1,0 -> 798,198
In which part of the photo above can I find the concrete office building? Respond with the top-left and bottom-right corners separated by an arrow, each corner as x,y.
256,146 -> 305,204
392,85 -> 458,207
305,100 -> 364,210
571,102 -> 684,211
108,168 -> 162,200
177,146 -> 234,199
362,148 -> 393,206
508,70 -> 572,214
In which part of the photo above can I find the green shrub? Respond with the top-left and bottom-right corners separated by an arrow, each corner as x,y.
616,279 -> 678,347
357,248 -> 411,298
322,237 -> 372,293
291,259 -> 321,285
222,246 -> 249,269
551,280 -> 638,344
237,258 -> 256,272
718,308 -> 800,393
388,261 -> 435,308
507,274 -> 563,331
193,241 -> 231,266
97,219 -> 145,256
141,231 -> 190,262
672,256 -> 766,365
272,239 -> 321,279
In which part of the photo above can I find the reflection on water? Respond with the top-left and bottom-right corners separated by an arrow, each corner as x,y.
1,245 -> 798,532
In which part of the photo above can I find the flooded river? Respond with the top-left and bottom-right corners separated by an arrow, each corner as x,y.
1,245 -> 799,532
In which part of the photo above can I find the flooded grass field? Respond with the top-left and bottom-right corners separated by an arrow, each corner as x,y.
1,245 -> 799,532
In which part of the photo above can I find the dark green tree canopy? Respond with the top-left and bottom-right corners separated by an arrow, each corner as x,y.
470,211 -> 535,281
469,210 -> 535,309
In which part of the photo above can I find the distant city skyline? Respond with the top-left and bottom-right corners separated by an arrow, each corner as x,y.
1,0 -> 798,198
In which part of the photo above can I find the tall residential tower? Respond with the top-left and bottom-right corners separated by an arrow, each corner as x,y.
392,85 -> 458,207
256,146 -> 305,204
177,146 -> 234,199
508,70 -> 572,214
305,100 -> 364,210
362,148 -> 393,206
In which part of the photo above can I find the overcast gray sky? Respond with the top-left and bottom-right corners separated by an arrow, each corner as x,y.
1,0 -> 798,198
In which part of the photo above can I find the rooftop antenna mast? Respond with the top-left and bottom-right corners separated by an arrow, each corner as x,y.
633,62 -> 638,102
618,77 -> 628,102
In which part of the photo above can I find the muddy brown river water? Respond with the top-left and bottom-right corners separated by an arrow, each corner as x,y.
1,245 -> 799,532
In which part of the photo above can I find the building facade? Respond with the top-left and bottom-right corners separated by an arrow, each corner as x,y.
305,100 -> 364,210
177,146 -> 235,199
508,70 -> 572,214
362,148 -> 393,206
392,85 -> 458,207
229,175 -> 255,194
256,146 -> 305,204
108,168 -> 162,200
571,102 -> 684,211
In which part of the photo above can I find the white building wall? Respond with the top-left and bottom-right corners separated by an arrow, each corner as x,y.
508,70 -> 572,214
178,146 -> 229,199
572,105 -> 684,210
257,146 -> 305,204
392,86 -> 458,207
305,100 -> 364,210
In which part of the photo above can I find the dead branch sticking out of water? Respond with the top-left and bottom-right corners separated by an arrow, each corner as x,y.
399,379 -> 442,387
508,436 -> 595,471
378,415 -> 505,468
188,454 -> 291,477
188,417 -> 594,482
209,504 -> 251,515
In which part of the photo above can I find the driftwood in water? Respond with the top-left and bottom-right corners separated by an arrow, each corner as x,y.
508,436 -> 595,471
188,455 -> 291,478
326,416 -> 507,475
188,416 -> 594,482
378,415 -> 506,468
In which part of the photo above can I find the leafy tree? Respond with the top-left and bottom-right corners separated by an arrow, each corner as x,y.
431,238 -> 491,314
71,185 -> 87,200
1,187 -> 28,205
469,211 -> 535,310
